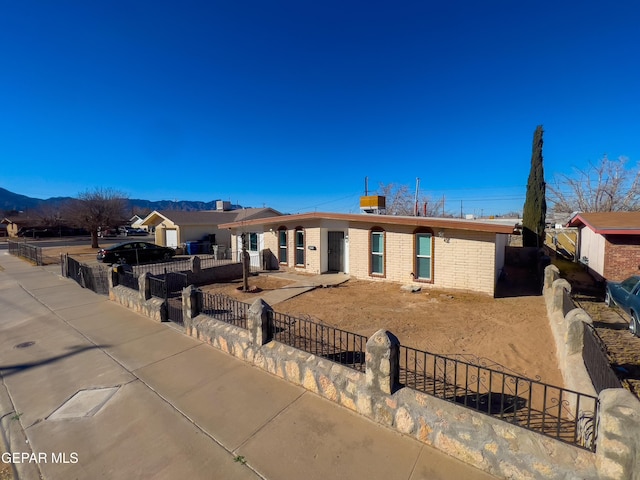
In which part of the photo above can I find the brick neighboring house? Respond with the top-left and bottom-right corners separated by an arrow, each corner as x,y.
219,212 -> 517,296
568,211 -> 640,282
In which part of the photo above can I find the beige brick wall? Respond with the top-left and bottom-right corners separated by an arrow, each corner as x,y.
348,223 -> 497,295
434,230 -> 497,295
236,222 -> 499,295
256,225 -> 322,273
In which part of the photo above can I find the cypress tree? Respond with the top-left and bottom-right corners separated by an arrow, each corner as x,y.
522,125 -> 547,247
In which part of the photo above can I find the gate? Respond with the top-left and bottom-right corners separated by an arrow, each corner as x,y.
165,271 -> 188,324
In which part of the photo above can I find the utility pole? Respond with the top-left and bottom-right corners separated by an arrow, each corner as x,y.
414,178 -> 420,216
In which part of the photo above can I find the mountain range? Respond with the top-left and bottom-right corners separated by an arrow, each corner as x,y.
0,187 -> 238,214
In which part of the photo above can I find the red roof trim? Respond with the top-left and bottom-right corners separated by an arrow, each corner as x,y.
568,214 -> 640,234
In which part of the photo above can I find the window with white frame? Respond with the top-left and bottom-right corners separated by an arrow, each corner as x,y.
370,228 -> 385,275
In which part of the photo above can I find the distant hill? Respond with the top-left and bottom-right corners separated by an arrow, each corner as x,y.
0,187 -> 239,215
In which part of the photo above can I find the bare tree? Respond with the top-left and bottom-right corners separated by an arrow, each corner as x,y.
33,204 -> 65,229
377,183 -> 445,216
64,188 -> 128,248
548,155 -> 640,213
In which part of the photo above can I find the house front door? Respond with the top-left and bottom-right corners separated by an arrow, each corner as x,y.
327,231 -> 344,272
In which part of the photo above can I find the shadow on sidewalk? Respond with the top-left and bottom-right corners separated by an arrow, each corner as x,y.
0,345 -> 110,378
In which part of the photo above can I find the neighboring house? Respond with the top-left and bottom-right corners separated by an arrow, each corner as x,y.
140,207 -> 281,251
219,212 -> 517,296
568,212 -> 640,282
1,215 -> 37,237
129,215 -> 147,231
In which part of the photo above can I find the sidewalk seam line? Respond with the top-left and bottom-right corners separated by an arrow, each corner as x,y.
16,275 -> 269,479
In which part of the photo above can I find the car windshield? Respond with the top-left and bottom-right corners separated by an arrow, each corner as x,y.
620,277 -> 640,293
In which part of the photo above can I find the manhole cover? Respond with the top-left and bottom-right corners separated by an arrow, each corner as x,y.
14,341 -> 35,349
48,387 -> 119,420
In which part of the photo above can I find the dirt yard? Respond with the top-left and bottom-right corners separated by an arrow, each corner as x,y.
204,274 -> 564,387
46,242 -> 563,387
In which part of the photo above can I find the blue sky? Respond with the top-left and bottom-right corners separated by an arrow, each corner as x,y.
2,1 -> 639,216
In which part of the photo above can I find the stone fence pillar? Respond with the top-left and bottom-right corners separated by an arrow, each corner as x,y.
248,299 -> 273,347
551,278 -> 572,314
596,388 -> 640,480
544,264 -> 560,291
190,256 -> 201,275
182,285 -> 201,321
365,329 -> 400,395
564,309 -> 592,355
138,272 -> 152,301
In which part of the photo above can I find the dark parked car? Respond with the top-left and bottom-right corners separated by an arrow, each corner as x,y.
97,241 -> 175,265
605,275 -> 640,336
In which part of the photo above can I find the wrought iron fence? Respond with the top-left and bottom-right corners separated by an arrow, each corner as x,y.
146,270 -> 188,324
63,255 -> 109,295
271,311 -> 367,372
198,255 -> 240,270
582,323 -> 622,393
116,270 -> 139,291
200,292 -> 249,329
399,345 -> 598,451
7,240 -> 43,265
148,275 -> 167,299
132,258 -> 192,276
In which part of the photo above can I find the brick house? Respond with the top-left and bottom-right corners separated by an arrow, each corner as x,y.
568,211 -> 640,282
219,212 -> 517,296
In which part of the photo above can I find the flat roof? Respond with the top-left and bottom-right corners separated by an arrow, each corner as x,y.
219,212 -> 517,234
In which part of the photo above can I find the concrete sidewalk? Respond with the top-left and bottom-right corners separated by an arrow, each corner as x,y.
0,252 -> 497,480
256,271 -> 350,305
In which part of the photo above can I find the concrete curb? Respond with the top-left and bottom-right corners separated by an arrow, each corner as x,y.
0,375 -> 42,480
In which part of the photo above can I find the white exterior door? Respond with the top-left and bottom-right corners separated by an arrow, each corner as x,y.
166,229 -> 178,248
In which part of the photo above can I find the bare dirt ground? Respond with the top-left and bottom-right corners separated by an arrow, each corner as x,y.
204,273 -> 565,387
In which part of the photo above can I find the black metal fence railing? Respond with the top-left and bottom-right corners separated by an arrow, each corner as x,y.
116,270 -> 139,291
200,292 -> 249,329
270,311 -> 368,372
63,255 -> 109,295
399,345 -> 598,451
133,259 -> 192,276
148,275 -> 167,299
582,323 -> 622,393
198,255 -> 238,270
7,240 -> 43,265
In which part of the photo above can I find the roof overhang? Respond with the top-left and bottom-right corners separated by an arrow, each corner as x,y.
568,213 -> 640,235
219,212 -> 516,234
140,211 -> 171,226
